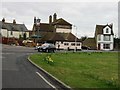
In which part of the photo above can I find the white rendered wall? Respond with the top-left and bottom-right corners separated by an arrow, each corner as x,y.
97,35 -> 114,50
56,28 -> 71,33
55,41 -> 81,50
1,29 -> 8,37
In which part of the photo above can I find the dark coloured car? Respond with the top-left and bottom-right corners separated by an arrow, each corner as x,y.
82,46 -> 91,50
38,43 -> 56,53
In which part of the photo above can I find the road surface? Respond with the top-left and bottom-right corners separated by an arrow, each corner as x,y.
2,44 -> 58,89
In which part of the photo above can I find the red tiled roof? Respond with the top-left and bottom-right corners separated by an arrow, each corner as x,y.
36,32 -> 81,42
33,23 -> 54,32
52,18 -> 72,26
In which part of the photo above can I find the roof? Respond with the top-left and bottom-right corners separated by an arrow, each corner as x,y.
33,23 -> 54,32
0,21 -> 28,32
95,24 -> 114,36
59,33 -> 81,42
82,38 -> 96,49
52,18 -> 72,26
40,32 -> 65,41
32,32 -> 81,42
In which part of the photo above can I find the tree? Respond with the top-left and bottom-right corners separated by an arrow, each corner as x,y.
23,33 -> 26,40
81,36 -> 87,42
114,37 -> 120,50
19,34 -> 22,39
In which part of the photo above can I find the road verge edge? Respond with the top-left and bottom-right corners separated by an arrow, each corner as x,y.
28,56 -> 72,90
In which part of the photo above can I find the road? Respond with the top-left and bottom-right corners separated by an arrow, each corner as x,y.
2,44 -> 59,89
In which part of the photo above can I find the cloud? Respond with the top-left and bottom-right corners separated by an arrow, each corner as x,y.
0,2 -> 118,37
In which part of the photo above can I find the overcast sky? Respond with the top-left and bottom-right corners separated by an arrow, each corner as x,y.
0,1 -> 118,38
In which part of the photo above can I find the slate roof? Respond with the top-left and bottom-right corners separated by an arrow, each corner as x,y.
0,21 -> 28,31
52,18 -> 72,26
82,38 -> 96,49
95,24 -> 114,37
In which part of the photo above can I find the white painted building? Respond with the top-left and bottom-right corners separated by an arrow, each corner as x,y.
95,24 -> 114,50
0,18 -> 29,39
55,41 -> 81,50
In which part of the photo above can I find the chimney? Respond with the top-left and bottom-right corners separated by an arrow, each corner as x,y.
13,19 -> 16,24
34,17 -> 36,24
2,18 -> 5,23
49,15 -> 52,24
109,23 -> 113,30
53,13 -> 57,22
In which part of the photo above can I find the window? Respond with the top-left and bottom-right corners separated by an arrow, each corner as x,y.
103,44 -> 110,49
64,43 -> 69,46
98,35 -> 101,41
106,28 -> 109,33
71,43 -> 75,46
104,35 -> 111,41
77,43 -> 80,46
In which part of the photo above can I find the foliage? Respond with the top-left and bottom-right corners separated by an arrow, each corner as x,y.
81,36 -> 87,42
43,55 -> 54,65
23,33 -> 26,40
19,34 -> 22,39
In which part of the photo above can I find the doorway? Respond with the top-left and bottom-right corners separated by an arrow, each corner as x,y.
98,43 -> 100,50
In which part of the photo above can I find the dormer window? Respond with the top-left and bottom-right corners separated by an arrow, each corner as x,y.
106,28 -> 109,33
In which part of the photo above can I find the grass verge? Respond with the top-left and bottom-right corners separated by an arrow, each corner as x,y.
29,52 -> 118,88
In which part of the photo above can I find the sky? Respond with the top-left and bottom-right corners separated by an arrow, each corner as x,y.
0,1 -> 118,38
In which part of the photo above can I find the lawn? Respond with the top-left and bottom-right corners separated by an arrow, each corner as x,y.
29,52 -> 119,88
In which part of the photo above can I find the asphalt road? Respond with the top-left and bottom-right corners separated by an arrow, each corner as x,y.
2,44 -> 59,89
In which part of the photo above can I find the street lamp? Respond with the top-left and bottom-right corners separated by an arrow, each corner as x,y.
36,18 -> 41,44
73,25 -> 77,52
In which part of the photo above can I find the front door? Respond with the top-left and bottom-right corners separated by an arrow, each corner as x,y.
98,43 -> 100,50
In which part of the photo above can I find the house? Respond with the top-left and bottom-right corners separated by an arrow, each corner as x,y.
31,13 -> 81,50
82,24 -> 114,50
0,18 -> 29,44
95,24 -> 114,50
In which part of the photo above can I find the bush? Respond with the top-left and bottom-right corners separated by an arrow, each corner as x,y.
43,55 -> 54,65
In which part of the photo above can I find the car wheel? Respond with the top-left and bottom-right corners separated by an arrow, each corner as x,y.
38,48 -> 40,52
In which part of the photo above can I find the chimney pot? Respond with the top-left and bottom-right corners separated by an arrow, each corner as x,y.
2,18 -> 5,23
34,17 -> 36,24
13,19 -> 16,24
49,15 -> 52,24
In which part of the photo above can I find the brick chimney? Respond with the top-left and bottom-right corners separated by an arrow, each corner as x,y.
49,15 -> 52,24
13,19 -> 16,24
2,18 -> 5,23
53,13 -> 57,22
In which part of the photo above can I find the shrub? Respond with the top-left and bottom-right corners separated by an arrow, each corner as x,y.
43,55 -> 54,65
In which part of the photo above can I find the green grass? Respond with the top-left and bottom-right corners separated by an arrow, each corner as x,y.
29,52 -> 119,88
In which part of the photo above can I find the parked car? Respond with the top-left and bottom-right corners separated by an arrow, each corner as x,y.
82,46 -> 91,50
35,45 -> 40,50
38,43 -> 56,53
